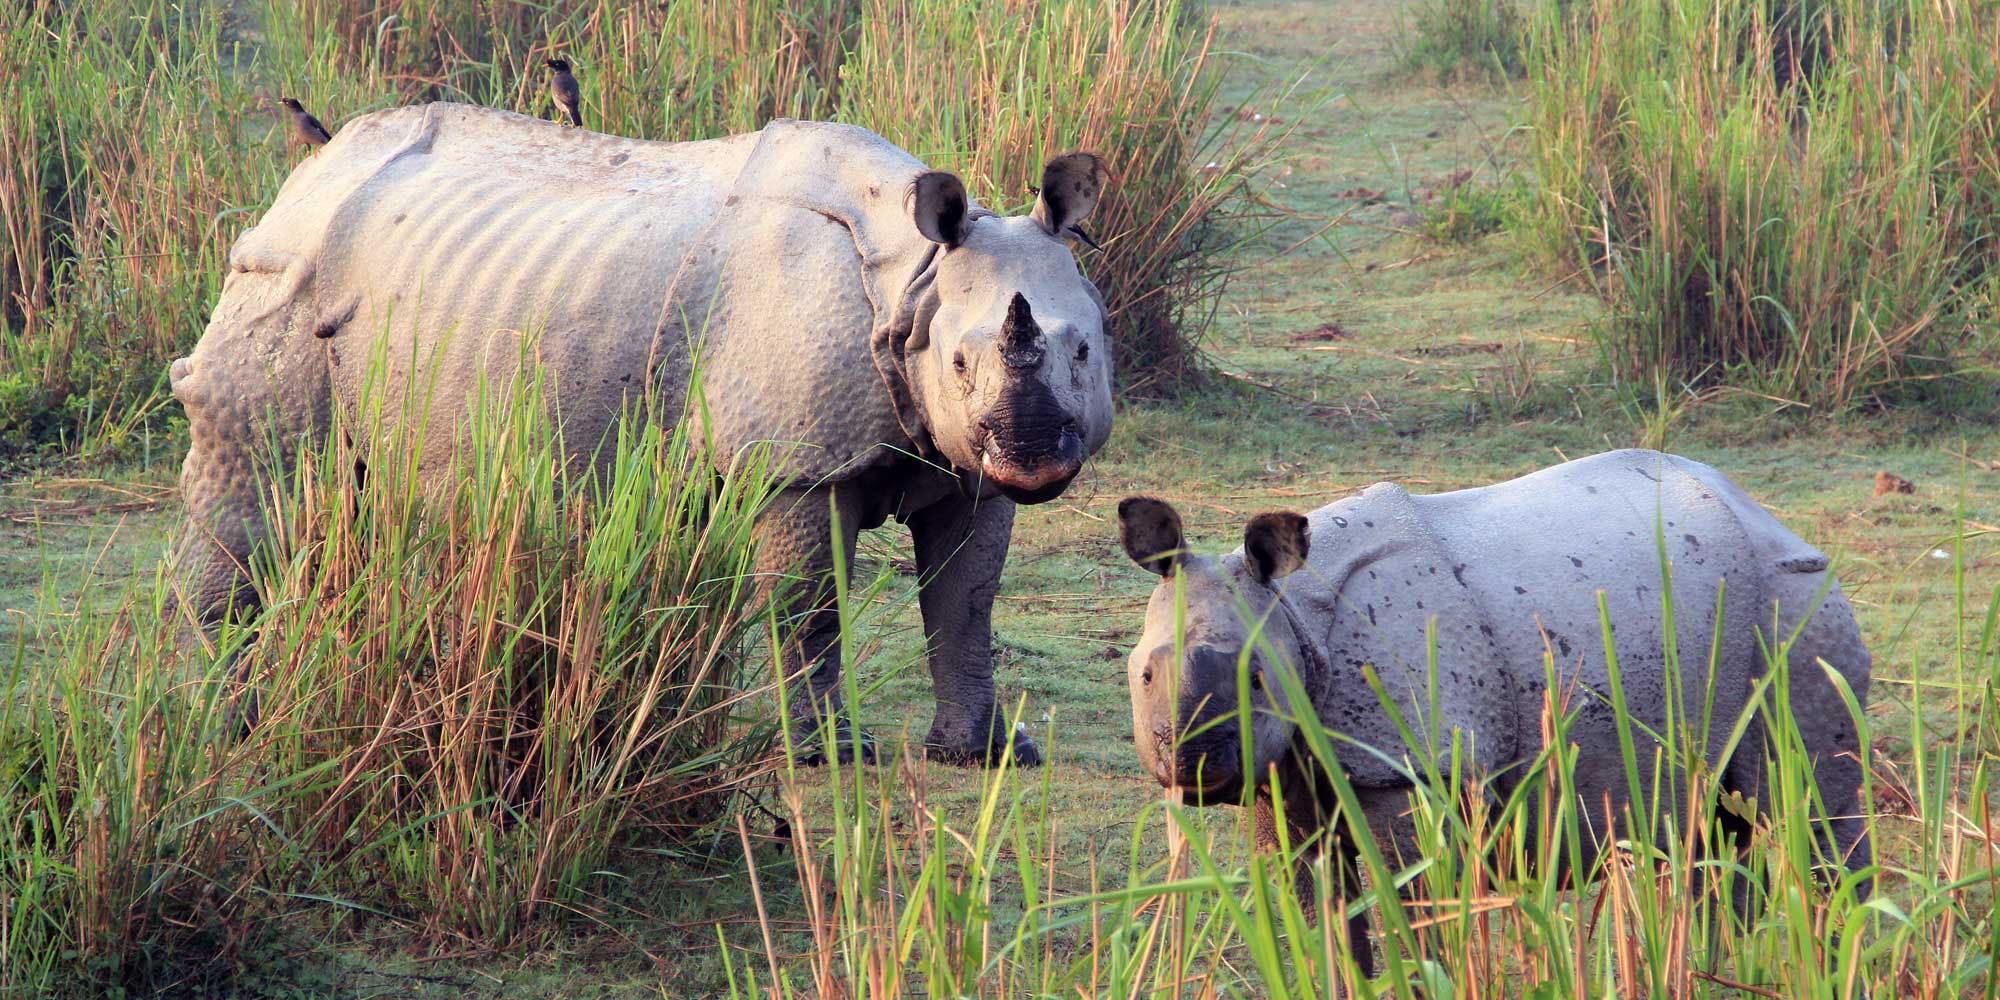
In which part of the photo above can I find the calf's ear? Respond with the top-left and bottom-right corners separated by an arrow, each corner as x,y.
1031,152 -> 1107,236
1118,496 -> 1184,577
910,170 -> 971,247
1243,512 -> 1309,585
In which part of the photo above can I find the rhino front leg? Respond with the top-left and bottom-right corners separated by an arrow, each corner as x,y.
169,330 -> 328,631
757,484 -> 868,764
909,494 -> 1039,767
1255,771 -> 1375,978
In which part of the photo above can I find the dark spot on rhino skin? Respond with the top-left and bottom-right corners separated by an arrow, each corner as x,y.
619,373 -> 631,383
609,152 -> 629,166
1585,484 -> 1598,494
1633,467 -> 1661,483
1557,636 -> 1572,657
1416,600 -> 1424,609
1367,569 -> 1376,580
1514,585 -> 1527,595
1569,556 -> 1584,568
1428,565 -> 1438,575
1452,564 -> 1468,587
392,212 -> 406,225
868,184 -> 880,198
725,195 -> 740,206
1479,623 -> 1494,638
1366,604 -> 1377,626
1364,520 -> 1374,527
1332,516 -> 1348,528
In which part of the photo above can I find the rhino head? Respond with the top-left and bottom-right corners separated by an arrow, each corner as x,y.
891,154 -> 1114,503
1117,497 -> 1313,802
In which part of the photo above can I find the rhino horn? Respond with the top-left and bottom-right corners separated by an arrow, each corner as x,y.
999,292 -> 1044,369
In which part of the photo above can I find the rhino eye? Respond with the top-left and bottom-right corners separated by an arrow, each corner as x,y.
1075,341 -> 1089,363
1141,666 -> 1153,685
952,349 -> 967,374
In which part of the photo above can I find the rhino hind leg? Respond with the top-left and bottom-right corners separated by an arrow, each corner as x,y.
756,484 -> 872,765
1726,575 -> 1874,895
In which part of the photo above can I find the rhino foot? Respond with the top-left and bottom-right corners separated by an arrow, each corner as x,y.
924,719 -> 1042,769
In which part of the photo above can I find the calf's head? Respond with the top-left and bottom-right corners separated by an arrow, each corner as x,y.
1118,497 -> 1313,803
898,155 -> 1113,503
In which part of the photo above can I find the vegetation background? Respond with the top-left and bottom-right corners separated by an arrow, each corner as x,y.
2,0 -> 1996,996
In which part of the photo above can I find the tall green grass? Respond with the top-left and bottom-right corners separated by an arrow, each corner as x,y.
1523,0 -> 2000,412
0,0 -> 1267,458
733,530 -> 1997,996
0,366 -> 782,992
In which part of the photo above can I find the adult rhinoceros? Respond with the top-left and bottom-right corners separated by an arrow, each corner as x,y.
170,103 -> 1116,765
1115,450 -> 1871,970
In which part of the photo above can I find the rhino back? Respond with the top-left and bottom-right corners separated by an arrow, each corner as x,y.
228,104 -> 924,481
1412,450 -> 1770,779
1288,450 -> 1791,796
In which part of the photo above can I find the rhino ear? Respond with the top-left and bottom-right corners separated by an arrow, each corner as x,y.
1118,496 -> 1184,577
1243,512 -> 1309,586
1030,152 -> 1107,237
910,170 -> 971,247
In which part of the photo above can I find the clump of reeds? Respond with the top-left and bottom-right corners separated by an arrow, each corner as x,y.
1522,0 -> 2000,412
1397,0 -> 1532,80
0,365 -> 783,990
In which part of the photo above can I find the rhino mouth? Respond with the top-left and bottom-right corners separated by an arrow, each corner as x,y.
1165,768 -> 1247,805
976,423 -> 1084,503
1146,723 -> 1249,804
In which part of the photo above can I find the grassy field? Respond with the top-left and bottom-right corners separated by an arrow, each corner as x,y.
4,0 -> 1998,996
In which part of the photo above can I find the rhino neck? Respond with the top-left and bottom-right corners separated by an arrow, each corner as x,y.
1271,586 -> 1335,726
869,245 -> 946,466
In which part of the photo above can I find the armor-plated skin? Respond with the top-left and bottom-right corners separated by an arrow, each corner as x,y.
169,103 -> 1114,765
1118,450 -> 1872,969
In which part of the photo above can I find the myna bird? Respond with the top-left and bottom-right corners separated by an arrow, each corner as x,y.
545,58 -> 582,128
277,97 -> 333,150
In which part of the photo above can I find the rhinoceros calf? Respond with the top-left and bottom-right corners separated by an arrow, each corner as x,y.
171,103 -> 1118,765
1116,450 -> 1871,967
